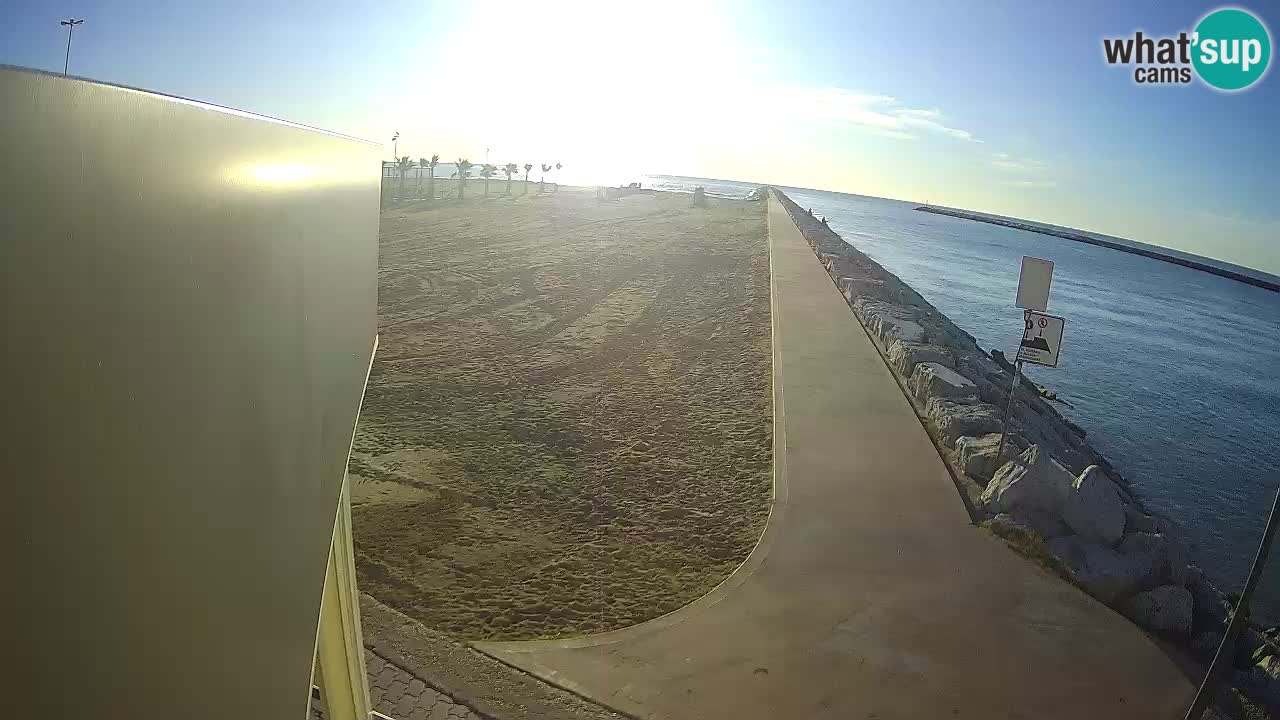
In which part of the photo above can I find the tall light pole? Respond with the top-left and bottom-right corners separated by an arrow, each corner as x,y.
391,132 -> 399,161
60,19 -> 84,77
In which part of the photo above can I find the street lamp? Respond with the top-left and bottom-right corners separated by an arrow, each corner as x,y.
60,18 -> 84,77
392,132 -> 399,161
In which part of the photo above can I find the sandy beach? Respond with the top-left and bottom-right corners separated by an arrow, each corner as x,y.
351,187 -> 773,640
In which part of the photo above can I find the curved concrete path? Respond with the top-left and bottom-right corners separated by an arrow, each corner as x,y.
476,194 -> 1193,719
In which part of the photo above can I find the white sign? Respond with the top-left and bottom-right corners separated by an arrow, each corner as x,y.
1017,311 -> 1065,367
1016,256 -> 1054,312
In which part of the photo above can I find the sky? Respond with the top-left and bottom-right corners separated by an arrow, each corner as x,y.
3,0 -> 1278,273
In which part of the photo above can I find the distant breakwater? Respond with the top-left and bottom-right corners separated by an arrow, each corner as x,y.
915,206 -> 1280,293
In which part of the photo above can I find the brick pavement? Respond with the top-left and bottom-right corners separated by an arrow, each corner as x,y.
310,648 -> 483,720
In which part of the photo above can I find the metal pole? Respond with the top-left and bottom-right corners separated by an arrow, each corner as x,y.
61,19 -> 83,77
995,309 -> 1030,464
1184,482 -> 1280,719
994,358 -> 1022,464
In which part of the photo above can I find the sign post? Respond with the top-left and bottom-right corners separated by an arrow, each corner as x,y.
995,258 -> 1062,464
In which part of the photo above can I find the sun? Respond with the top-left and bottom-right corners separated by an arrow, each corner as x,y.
405,0 -> 753,184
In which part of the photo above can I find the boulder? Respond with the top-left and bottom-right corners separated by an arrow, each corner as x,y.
1061,465 -> 1127,546
1122,585 -> 1194,636
1186,565 -> 1231,631
851,298 -> 906,333
838,278 -> 884,304
882,319 -> 926,345
1118,532 -> 1189,587
911,362 -> 978,403
1007,407 -> 1094,476
1064,535 -> 1157,602
1238,629 -> 1266,670
857,301 -> 925,346
888,340 -> 954,377
1124,505 -> 1163,535
927,397 -> 1003,448
955,432 -> 1025,483
1260,655 -> 1280,682
1192,630 -> 1225,660
955,352 -> 1005,385
992,508 -> 1071,540
980,445 -> 1073,517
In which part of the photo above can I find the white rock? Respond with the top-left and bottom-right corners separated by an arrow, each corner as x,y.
1123,504 -> 1163,535
1048,536 -> 1154,604
1186,565 -> 1230,629
980,445 -> 1073,516
882,319 -> 926,345
927,397 -> 1003,448
955,432 -> 1024,483
1118,532 -> 1189,587
911,362 -> 978,403
1061,465 -> 1127,546
1014,508 -> 1072,539
851,299 -> 910,343
1122,585 -> 1194,636
888,340 -> 953,377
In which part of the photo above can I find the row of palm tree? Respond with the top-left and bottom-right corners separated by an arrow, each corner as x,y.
391,156 -> 563,201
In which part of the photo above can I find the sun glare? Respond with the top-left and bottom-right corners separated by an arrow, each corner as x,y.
406,1 -> 757,184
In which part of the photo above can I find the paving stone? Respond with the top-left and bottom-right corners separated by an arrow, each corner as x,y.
419,681 -> 445,707
368,686 -> 385,707
396,693 -> 417,718
366,651 -> 386,675
407,677 -> 427,695
409,708 -> 429,720
385,679 -> 408,703
430,701 -> 452,720
374,666 -> 396,689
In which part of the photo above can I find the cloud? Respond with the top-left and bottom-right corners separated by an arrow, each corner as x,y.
796,88 -> 979,142
991,152 -> 1047,172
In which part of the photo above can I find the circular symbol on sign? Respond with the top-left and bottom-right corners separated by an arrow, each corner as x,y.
1038,318 -> 1048,328
1026,318 -> 1034,331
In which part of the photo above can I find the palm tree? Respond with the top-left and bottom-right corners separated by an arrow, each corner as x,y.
503,163 -> 518,195
425,154 -> 440,200
539,164 -> 552,192
395,156 -> 414,202
523,163 -> 533,194
555,162 -> 563,183
417,157 -> 428,197
455,158 -> 473,200
480,164 -> 497,198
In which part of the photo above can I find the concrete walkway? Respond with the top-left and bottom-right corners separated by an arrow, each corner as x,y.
476,194 -> 1193,719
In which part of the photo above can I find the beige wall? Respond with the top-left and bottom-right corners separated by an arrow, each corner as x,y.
1,66 -> 379,719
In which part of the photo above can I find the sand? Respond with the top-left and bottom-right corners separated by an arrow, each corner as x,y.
351,187 -> 772,640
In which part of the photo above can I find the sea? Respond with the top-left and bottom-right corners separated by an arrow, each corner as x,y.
642,174 -> 1280,623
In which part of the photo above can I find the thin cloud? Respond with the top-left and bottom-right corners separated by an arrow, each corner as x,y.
1010,179 -> 1057,188
798,88 -> 979,142
991,152 -> 1047,172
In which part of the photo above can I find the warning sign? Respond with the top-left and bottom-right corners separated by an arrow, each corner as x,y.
1017,311 -> 1065,367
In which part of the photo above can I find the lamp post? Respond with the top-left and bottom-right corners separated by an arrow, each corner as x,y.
392,132 -> 399,161
60,18 -> 84,77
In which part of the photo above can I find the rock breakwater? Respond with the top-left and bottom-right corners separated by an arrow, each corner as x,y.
772,188 -> 1280,716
